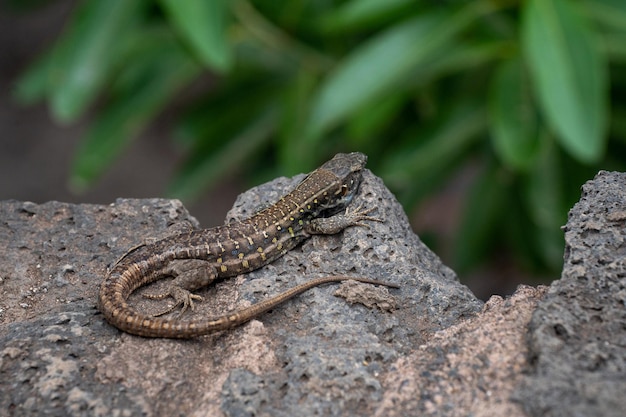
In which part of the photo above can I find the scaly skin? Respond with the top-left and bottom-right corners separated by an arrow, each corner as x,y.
97,152 -> 397,338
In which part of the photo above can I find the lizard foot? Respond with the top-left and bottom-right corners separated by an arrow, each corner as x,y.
305,204 -> 383,234
145,286 -> 204,317
344,204 -> 383,228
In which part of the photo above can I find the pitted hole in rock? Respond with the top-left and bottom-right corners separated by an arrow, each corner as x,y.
553,323 -> 569,339
279,381 -> 289,395
363,247 -> 380,262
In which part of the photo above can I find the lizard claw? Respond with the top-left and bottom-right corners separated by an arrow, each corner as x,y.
344,204 -> 383,228
147,286 -> 204,317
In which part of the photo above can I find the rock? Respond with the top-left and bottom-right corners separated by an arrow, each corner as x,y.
514,171 -> 626,417
377,284 -> 546,417
3,167 -> 622,416
0,168 -> 478,416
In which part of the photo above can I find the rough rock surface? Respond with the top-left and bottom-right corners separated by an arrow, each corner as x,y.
0,168 -> 623,416
514,171 -> 626,417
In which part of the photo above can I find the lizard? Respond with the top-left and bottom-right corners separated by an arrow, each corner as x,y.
97,152 -> 398,338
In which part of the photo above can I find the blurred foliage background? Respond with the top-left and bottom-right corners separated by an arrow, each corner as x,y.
11,0 -> 626,281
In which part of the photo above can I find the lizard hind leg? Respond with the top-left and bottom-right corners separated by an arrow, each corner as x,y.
141,259 -> 218,317
148,287 -> 203,317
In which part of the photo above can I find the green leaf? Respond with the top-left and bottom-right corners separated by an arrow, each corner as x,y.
600,33 -> 626,64
305,12 -> 451,141
168,106 -> 278,201
277,71 -> 320,174
107,26 -> 176,96
13,48 -> 55,105
454,161 -> 508,273
584,0 -> 626,32
381,100 -> 487,191
504,188 -> 545,271
524,135 -> 567,270
408,40 -> 506,89
320,0 -> 415,33
582,0 -> 626,63
305,3 -> 495,142
71,43 -> 200,190
49,0 -> 145,122
609,106 -> 626,140
175,75 -> 281,148
159,0 -> 232,72
522,0 -> 608,163
489,57 -> 540,170
346,92 -> 405,146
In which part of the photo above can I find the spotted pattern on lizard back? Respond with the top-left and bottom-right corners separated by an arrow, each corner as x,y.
97,152 -> 397,338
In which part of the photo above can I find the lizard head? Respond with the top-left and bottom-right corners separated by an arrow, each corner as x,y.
319,152 -> 368,177
312,152 -> 368,213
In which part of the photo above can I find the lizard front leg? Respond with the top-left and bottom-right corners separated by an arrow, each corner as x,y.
305,205 -> 382,235
143,259 -> 218,317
